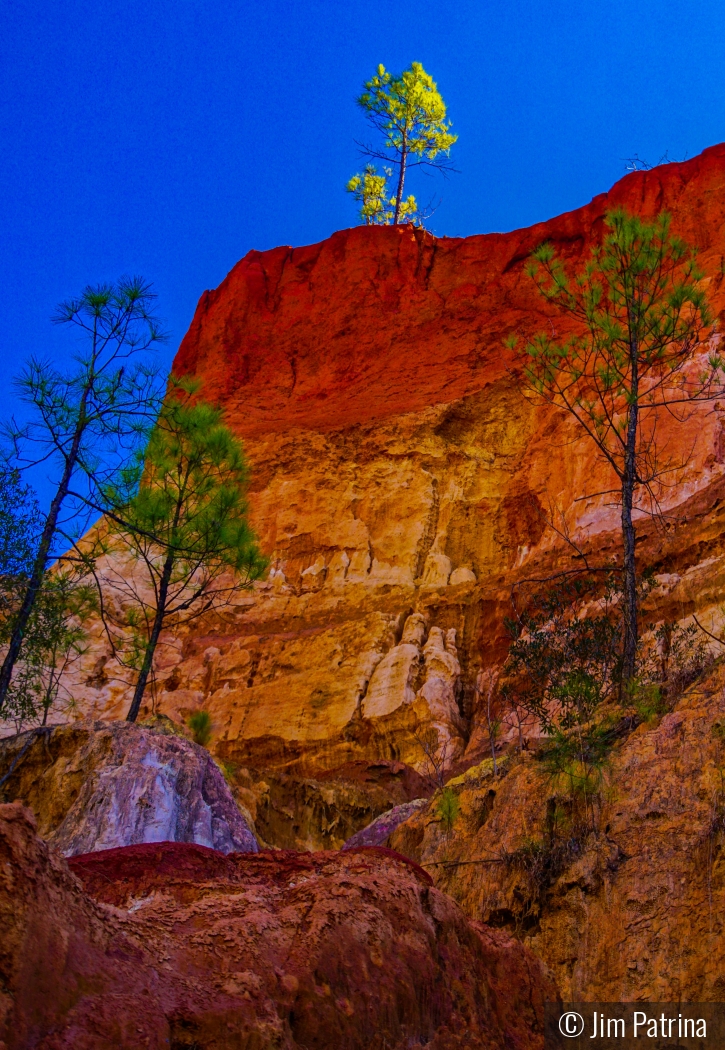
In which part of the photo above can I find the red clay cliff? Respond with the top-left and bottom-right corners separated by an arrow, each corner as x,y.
40,144 -> 725,847
175,143 -> 725,436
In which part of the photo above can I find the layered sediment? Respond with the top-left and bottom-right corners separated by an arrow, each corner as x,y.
4,146 -> 725,1014
59,145 -> 725,827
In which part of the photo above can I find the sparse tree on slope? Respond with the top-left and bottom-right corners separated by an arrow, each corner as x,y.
510,210 -> 723,687
0,278 -> 164,713
349,62 -> 457,226
0,467 -> 93,727
96,378 -> 267,723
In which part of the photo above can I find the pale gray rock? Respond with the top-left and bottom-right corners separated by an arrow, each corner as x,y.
55,723 -> 257,856
0,720 -> 258,857
342,797 -> 429,850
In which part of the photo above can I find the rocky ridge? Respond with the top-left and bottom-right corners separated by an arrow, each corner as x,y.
0,801 -> 556,1049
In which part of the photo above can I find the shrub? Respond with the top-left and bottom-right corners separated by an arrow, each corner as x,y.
436,786 -> 460,836
188,710 -> 212,747
501,573 -> 622,735
503,827 -> 589,929
501,573 -> 713,776
221,761 -> 237,784
538,722 -> 615,823
628,680 -> 667,723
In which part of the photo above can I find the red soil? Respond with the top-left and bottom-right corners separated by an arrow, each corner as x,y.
174,144 -> 725,437
2,803 -> 556,1049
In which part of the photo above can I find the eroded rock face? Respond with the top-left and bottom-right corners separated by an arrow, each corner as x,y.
52,145 -> 725,845
362,618 -> 464,756
246,759 -> 432,850
388,661 -> 725,1002
0,720 -> 257,855
363,613 -> 427,718
0,802 -> 557,1049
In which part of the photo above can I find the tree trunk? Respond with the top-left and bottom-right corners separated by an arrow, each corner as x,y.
393,139 -> 408,225
126,551 -> 174,723
621,335 -> 640,689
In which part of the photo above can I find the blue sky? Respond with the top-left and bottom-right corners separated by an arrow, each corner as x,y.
2,0 -> 725,503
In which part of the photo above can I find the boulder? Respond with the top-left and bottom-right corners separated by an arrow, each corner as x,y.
0,720 -> 257,855
343,797 -> 429,849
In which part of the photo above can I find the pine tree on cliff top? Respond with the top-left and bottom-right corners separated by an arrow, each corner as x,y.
509,210 -> 724,688
347,62 -> 457,226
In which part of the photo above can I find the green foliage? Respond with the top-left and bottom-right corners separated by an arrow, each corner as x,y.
501,575 -> 617,813
220,760 -> 237,784
503,572 -> 711,737
520,212 -> 715,432
111,377 -> 265,578
0,276 -> 164,713
26,571 -> 94,726
345,164 -> 416,226
7,279 -> 165,513
0,468 -> 42,579
0,468 -> 93,727
627,680 -> 667,723
539,723 -> 614,801
98,377 -> 267,721
188,710 -> 212,747
512,210 -> 721,684
436,785 -> 460,836
0,468 -> 44,724
500,571 -> 714,816
3,570 -> 95,728
1,574 -> 94,728
501,574 -> 622,734
346,164 -> 392,225
358,63 -> 457,163
352,62 -> 456,225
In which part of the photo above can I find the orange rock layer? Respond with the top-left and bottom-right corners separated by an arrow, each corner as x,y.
69,146 -> 725,840
388,660 -> 725,1002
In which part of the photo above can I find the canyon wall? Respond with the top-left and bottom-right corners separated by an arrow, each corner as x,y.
62,145 -> 725,845
389,658 -> 725,1002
